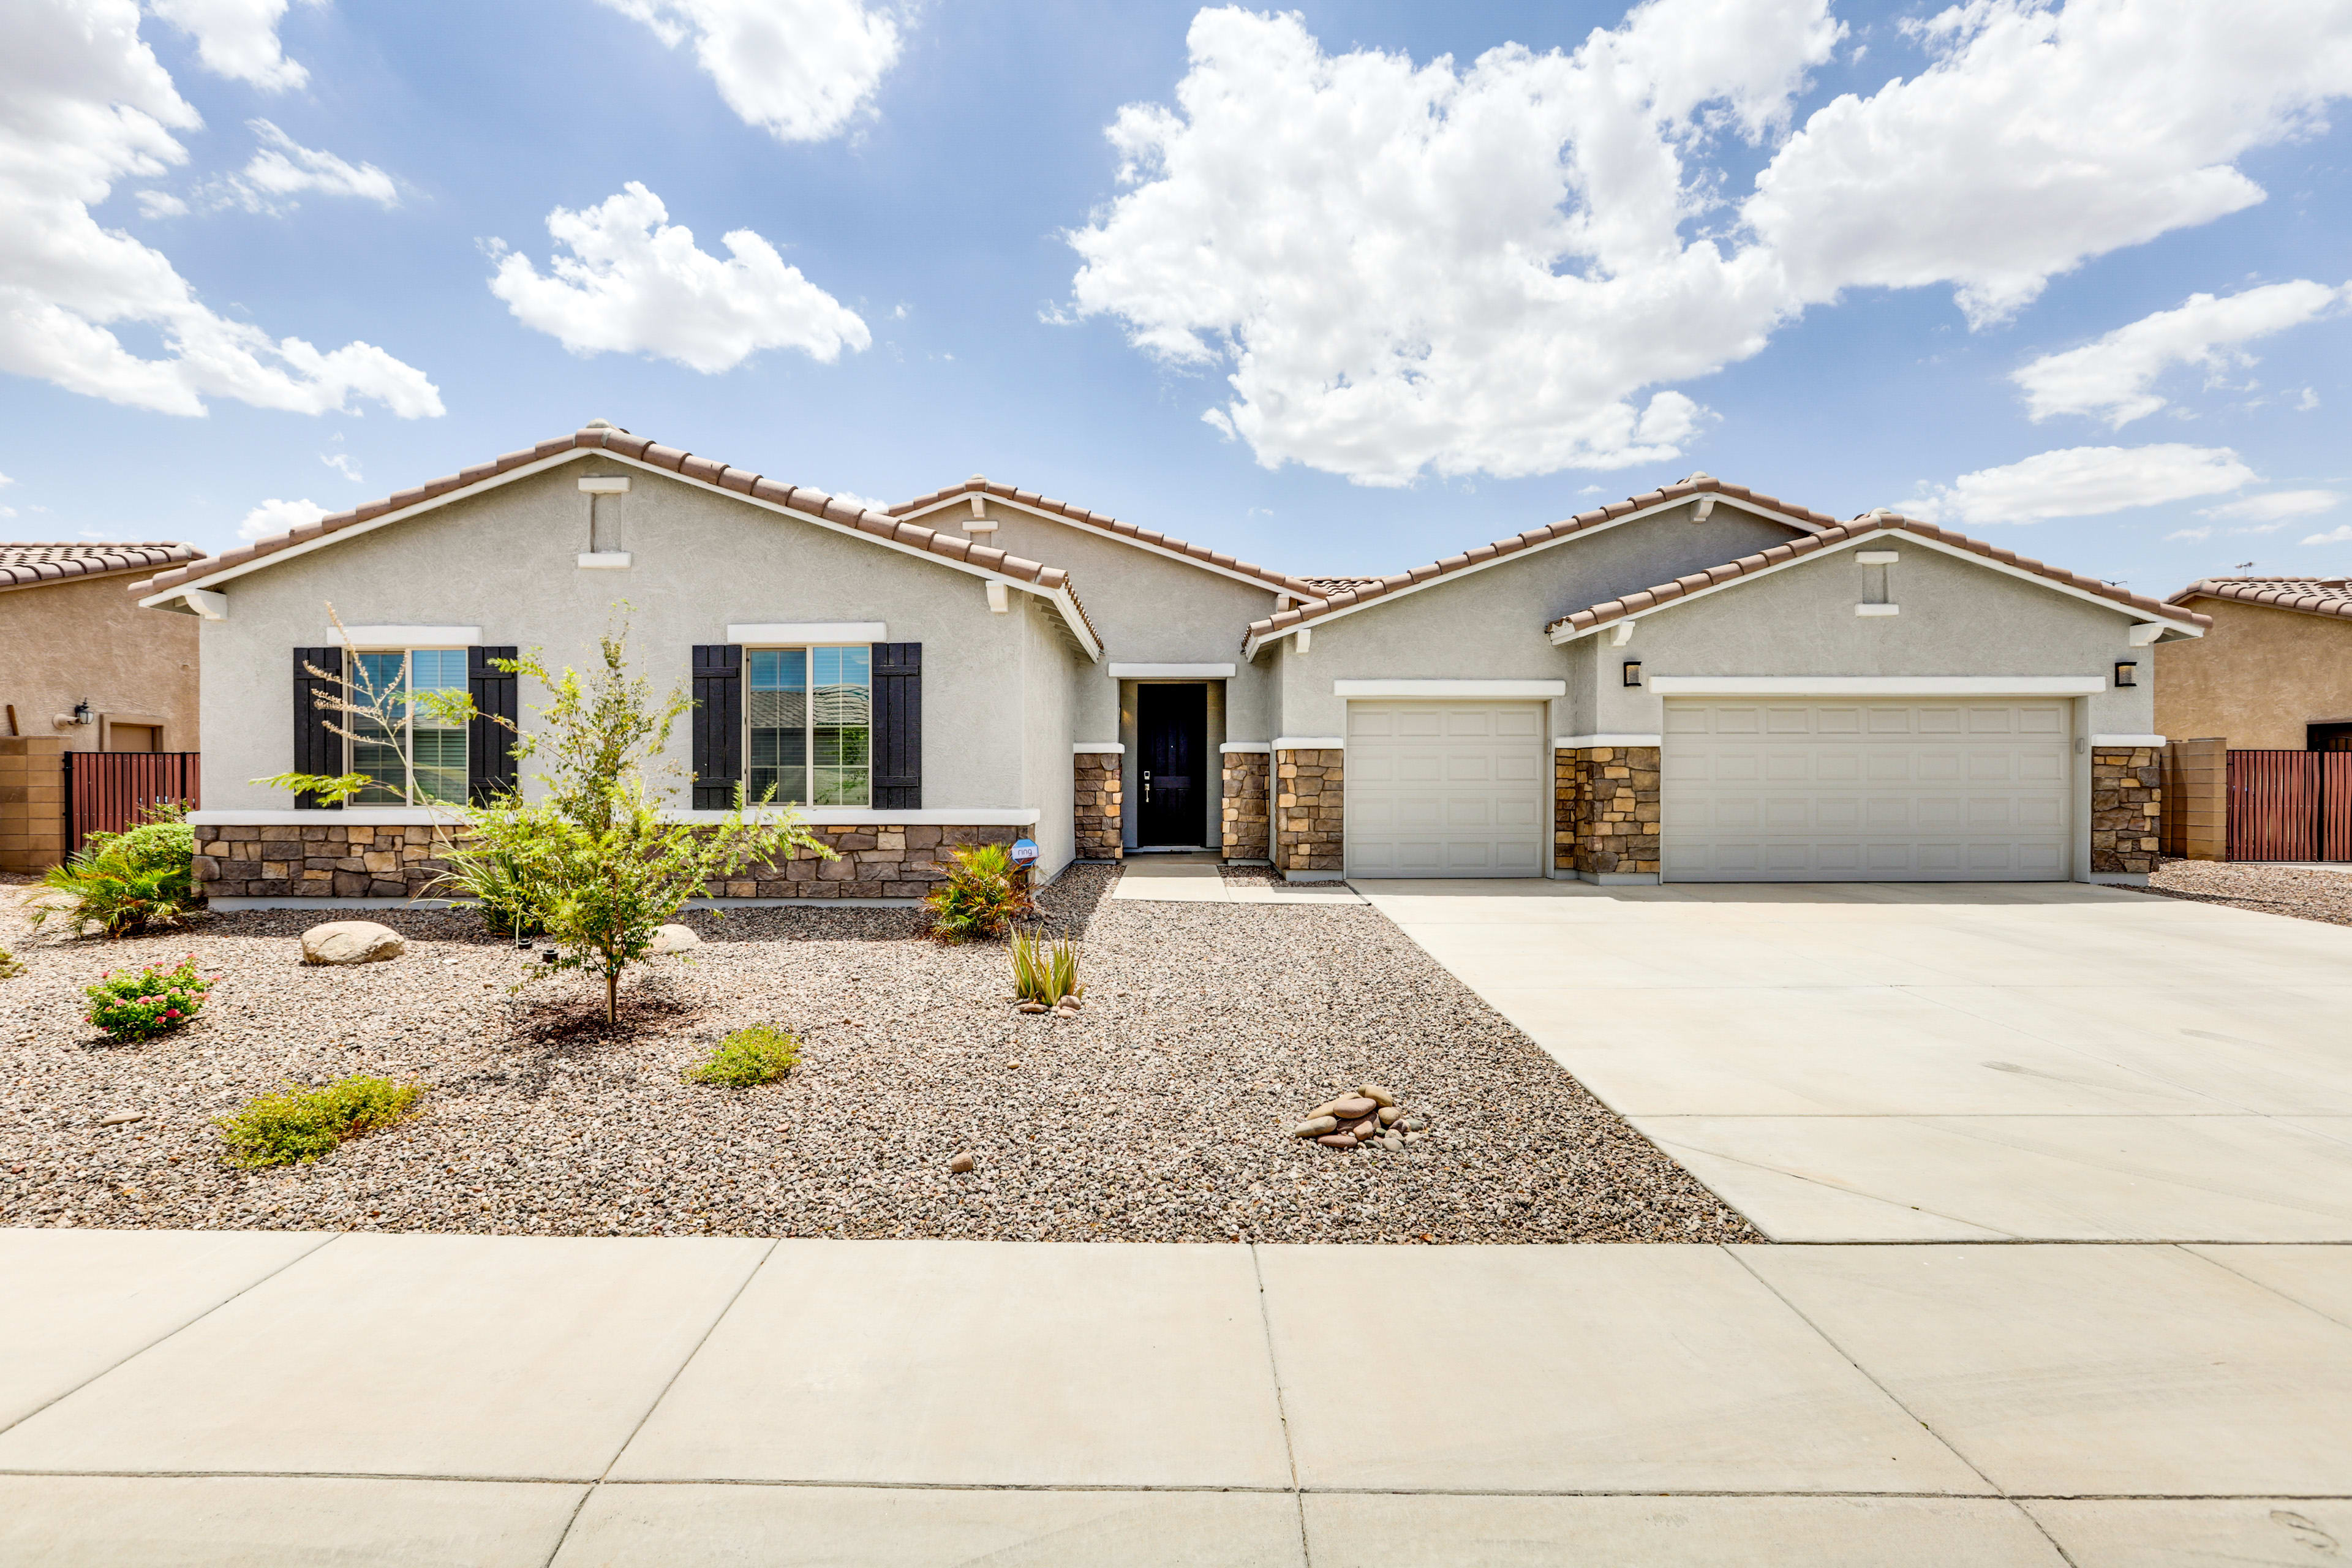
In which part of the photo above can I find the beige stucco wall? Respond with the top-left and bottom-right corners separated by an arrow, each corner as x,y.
193,457 -> 1065,813
2154,598 -> 2352,748
0,572 -> 199,752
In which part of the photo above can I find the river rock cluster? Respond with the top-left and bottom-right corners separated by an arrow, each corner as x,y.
1290,1083 -> 1427,1153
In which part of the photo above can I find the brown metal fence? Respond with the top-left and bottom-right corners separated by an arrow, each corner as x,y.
63,752 -> 201,854
2225,750 -> 2352,862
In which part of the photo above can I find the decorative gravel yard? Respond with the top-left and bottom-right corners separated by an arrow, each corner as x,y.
2135,856 -> 2352,929
0,865 -> 1756,1244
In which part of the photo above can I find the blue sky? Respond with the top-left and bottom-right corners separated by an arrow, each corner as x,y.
3,0 -> 2348,600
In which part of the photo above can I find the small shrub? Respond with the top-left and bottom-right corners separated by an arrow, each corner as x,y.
0,947 -> 21,981
85,956 -> 213,1042
686,1024 -> 802,1088
1011,930 -> 1083,1005
216,1076 -> 423,1169
925,843 -> 1033,943
34,805 -> 197,937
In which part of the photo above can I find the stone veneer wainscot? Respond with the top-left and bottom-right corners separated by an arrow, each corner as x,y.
1274,748 -> 1343,877
1221,750 -> 1269,862
2091,745 -> 2162,876
1073,753 -> 1124,861
1556,745 -> 1661,877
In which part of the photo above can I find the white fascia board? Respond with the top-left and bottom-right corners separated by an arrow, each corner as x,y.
1554,733 -> 1662,748
1073,742 -> 1125,754
1219,741 -> 1272,753
2092,734 -> 2168,746
335,625 -> 483,647
1334,679 -> 1564,698
1550,529 -> 2201,646
728,622 -> 886,644
1043,583 -> 1104,662
1649,675 -> 2108,696
1109,662 -> 1236,679
894,492 -> 1303,598
1240,494 -> 1830,659
1273,736 -> 1346,750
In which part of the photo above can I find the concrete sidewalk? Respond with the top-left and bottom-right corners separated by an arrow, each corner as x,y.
1110,853 -> 1363,904
4,1229 -> 2351,1564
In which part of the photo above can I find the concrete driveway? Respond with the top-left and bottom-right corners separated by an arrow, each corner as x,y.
1356,880 -> 2352,1242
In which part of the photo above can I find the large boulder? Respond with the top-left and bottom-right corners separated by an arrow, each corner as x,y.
301,921 -> 405,966
649,924 -> 701,954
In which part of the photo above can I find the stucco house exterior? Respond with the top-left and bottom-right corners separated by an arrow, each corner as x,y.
2157,577 -> 2352,750
131,421 -> 2206,907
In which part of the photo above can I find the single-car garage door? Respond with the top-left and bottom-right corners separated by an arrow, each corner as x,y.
1662,699 -> 2071,881
1344,703 -> 1547,877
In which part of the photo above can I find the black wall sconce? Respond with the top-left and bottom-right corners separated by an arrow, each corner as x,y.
71,701 -> 92,726
1622,659 -> 1643,688
2113,660 -> 2138,687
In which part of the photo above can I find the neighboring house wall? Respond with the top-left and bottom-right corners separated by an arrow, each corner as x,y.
2154,598 -> 2352,747
198,464 -> 1036,813
2,574 -> 198,752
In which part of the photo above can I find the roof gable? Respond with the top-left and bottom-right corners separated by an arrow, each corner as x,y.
1546,512 -> 2210,643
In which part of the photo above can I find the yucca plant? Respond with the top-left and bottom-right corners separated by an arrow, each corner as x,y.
1011,929 -> 1083,1006
925,843 -> 1034,943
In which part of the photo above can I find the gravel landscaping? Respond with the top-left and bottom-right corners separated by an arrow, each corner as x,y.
0,865 -> 1756,1245
2133,856 -> 2352,929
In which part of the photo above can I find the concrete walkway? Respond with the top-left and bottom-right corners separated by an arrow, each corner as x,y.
1110,852 -> 1363,904
6,1228 -> 2352,1564
1359,880 -> 2352,1243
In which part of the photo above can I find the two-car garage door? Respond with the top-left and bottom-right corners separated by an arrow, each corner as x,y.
1661,700 -> 2072,881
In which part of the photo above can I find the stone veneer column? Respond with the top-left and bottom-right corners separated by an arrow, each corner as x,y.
2091,745 -> 2161,875
1273,747 -> 1344,876
1553,745 -> 1577,874
1073,751 -> 1125,861
1220,750 -> 1269,861
1569,745 -> 1660,877
0,737 -> 67,873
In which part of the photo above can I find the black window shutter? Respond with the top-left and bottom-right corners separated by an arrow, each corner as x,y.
468,646 -> 519,804
292,646 -> 345,810
872,642 -> 922,809
692,644 -> 744,809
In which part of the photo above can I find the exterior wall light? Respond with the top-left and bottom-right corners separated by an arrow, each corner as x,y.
2113,660 -> 2138,687
1622,659 -> 1643,688
72,701 -> 92,726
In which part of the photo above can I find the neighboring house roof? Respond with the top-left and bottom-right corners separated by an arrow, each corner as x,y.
2167,576 -> 2352,622
1544,512 -> 2211,641
1241,475 -> 1836,656
133,425 -> 1103,657
1,542 -> 198,593
891,476 -> 1329,598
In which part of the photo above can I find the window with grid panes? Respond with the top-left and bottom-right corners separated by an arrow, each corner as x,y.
747,646 -> 869,806
349,649 -> 469,805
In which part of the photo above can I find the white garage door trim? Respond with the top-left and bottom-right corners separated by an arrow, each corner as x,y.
1344,701 -> 1547,878
1662,698 -> 2073,882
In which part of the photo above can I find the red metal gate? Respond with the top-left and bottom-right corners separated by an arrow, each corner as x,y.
2226,750 -> 2352,862
63,752 -> 201,854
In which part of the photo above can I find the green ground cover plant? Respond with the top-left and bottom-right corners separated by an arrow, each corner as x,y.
0,947 -> 21,980
685,1024 -> 802,1088
216,1076 -> 424,1169
84,956 -> 213,1042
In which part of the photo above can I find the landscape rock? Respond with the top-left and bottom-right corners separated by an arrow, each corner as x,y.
1316,1133 -> 1360,1148
1328,1096 -> 1378,1120
1378,1106 -> 1402,1126
1017,1001 -> 1049,1014
98,1111 -> 144,1127
1347,1116 -> 1378,1139
949,1152 -> 976,1174
1382,1132 -> 1405,1152
1291,1116 -> 1338,1138
300,921 -> 405,966
1360,1084 -> 1396,1107
649,924 -> 701,954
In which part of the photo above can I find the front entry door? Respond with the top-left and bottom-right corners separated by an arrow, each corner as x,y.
1137,683 -> 1208,846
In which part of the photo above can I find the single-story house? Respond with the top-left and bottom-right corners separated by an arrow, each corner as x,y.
132,422 -> 2206,907
2157,576 -> 2352,750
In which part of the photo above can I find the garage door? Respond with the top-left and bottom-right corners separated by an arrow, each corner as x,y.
1662,700 -> 2071,881
1344,703 -> 1547,876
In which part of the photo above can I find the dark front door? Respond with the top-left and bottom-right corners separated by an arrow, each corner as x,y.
1137,683 -> 1208,846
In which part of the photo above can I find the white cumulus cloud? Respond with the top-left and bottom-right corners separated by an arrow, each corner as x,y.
594,0 -> 902,143
2013,281 -> 2346,426
209,119 -> 399,212
149,0 -> 320,92
486,181 -> 870,372
0,0 -> 443,420
1904,443 -> 2256,526
238,496 -> 327,540
1068,1 -> 2352,486
2199,489 -> 2340,524
2304,525 -> 2352,546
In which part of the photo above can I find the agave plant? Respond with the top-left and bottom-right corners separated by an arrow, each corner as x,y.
1010,929 -> 1083,1006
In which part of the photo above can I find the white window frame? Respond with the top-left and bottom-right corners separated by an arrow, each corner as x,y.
347,647 -> 470,807
744,642 -> 875,809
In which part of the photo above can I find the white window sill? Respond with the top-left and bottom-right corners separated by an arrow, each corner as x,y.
196,807 -> 1041,826
578,552 -> 632,570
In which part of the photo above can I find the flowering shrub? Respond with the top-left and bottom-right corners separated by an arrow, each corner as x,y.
85,956 -> 214,1042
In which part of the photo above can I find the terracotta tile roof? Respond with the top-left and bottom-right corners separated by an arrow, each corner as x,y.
1244,475 -> 1837,647
1544,511 -> 2211,639
892,476 -> 1326,597
1300,576 -> 1389,596
1,541 -> 198,591
134,426 -> 1100,649
2168,576 -> 2352,622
